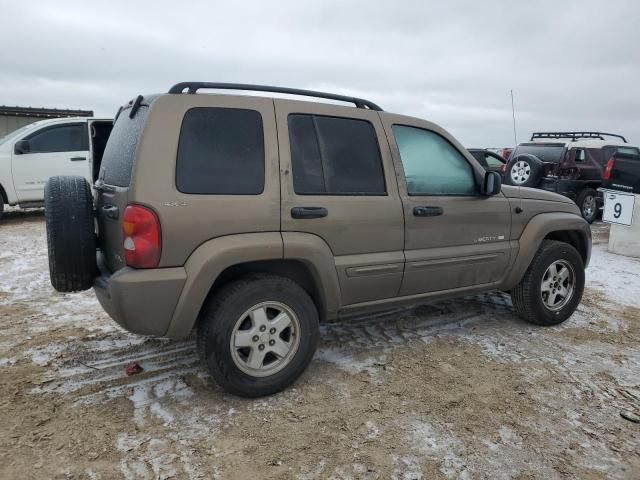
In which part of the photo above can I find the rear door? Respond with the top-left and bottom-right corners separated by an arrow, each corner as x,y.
567,148 -> 601,180
12,122 -> 90,201
380,114 -> 512,295
276,100 -> 405,306
96,106 -> 148,272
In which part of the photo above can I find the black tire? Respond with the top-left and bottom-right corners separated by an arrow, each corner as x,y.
45,176 -> 96,292
576,188 -> 598,224
197,274 -> 320,397
504,154 -> 544,187
0,198 -> 3,221
511,240 -> 585,326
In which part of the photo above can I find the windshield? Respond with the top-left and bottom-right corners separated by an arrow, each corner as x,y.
512,143 -> 566,162
0,124 -> 33,147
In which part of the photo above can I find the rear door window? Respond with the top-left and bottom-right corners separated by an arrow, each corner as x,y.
176,107 -> 264,194
26,123 -> 88,153
288,114 -> 386,195
102,106 -> 148,187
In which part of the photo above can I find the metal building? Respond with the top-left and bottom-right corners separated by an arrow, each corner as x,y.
0,106 -> 94,137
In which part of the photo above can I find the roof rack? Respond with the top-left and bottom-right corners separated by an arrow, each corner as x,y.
168,82 -> 383,111
531,131 -> 627,143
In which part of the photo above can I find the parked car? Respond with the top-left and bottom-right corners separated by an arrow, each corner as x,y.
487,147 -> 513,163
44,83 -> 591,397
467,148 -> 507,174
602,150 -> 640,194
0,117 -> 113,220
503,132 -> 640,223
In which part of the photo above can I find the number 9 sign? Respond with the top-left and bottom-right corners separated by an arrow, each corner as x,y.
603,190 -> 635,226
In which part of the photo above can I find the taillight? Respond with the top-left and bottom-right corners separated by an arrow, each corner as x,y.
603,157 -> 615,180
122,205 -> 161,268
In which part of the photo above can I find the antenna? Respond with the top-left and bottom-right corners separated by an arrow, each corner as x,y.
510,89 -> 517,146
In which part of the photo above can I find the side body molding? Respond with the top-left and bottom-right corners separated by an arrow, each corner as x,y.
165,232 -> 283,337
501,212 -> 591,289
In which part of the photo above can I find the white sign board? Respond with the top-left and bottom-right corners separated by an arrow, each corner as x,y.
602,190 -> 635,226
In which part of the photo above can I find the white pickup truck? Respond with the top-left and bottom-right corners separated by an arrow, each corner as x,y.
0,117 -> 112,220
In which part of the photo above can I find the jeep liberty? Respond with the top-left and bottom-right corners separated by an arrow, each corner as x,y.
44,82 -> 591,397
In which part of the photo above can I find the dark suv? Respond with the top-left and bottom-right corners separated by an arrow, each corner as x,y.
503,132 -> 639,223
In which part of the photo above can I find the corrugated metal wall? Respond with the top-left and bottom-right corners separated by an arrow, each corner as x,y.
0,115 -> 40,137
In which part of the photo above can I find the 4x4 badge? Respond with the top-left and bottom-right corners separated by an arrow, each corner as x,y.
162,201 -> 189,208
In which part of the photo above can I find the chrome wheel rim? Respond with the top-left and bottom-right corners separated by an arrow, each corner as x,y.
230,301 -> 300,377
582,195 -> 595,218
541,260 -> 575,311
511,160 -> 531,184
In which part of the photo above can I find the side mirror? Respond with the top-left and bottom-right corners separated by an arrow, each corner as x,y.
14,139 -> 30,155
481,171 -> 502,196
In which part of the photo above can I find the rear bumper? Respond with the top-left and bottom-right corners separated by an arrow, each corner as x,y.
93,252 -> 187,336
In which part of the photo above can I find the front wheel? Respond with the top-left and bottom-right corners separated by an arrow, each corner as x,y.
197,274 -> 319,397
511,240 -> 585,326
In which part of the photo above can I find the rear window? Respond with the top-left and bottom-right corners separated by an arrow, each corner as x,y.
102,106 -> 148,187
288,114 -> 386,195
603,146 -> 640,159
176,108 -> 264,195
512,143 -> 565,163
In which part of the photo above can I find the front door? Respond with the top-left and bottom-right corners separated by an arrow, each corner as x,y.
12,122 -> 90,202
381,114 -> 512,296
276,100 -> 405,306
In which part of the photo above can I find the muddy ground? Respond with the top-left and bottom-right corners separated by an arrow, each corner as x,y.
0,211 -> 638,479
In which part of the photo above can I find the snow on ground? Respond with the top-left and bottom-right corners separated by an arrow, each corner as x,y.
1,213 -> 639,479
586,244 -> 640,308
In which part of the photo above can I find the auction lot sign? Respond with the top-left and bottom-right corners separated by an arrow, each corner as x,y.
602,189 -> 635,226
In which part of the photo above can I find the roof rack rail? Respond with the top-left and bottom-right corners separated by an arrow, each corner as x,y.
167,82 -> 383,111
530,131 -> 627,143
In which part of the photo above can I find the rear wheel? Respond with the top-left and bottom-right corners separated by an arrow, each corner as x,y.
577,188 -> 598,223
511,240 -> 585,326
45,176 -> 97,292
197,274 -> 319,397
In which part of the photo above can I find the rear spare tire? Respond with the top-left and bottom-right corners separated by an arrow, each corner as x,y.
45,176 -> 96,292
505,154 -> 544,187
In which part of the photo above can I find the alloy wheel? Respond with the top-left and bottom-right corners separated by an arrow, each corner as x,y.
540,260 -> 575,311
510,160 -> 531,184
230,301 -> 301,377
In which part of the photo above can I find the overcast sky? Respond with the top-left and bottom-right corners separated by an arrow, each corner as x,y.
1,0 -> 638,146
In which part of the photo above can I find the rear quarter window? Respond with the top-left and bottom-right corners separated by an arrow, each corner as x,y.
176,107 -> 264,195
101,106 -> 148,187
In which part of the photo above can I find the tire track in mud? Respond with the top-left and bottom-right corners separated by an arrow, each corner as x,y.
27,292 -> 514,406
320,291 -> 514,350
30,336 -> 200,405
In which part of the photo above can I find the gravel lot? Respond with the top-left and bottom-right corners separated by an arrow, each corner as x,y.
0,211 -> 638,480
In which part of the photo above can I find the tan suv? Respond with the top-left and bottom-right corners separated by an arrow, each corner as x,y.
45,82 -> 591,397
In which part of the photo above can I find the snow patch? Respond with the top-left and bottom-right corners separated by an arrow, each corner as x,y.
587,244 -> 640,308
315,349 -> 385,375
